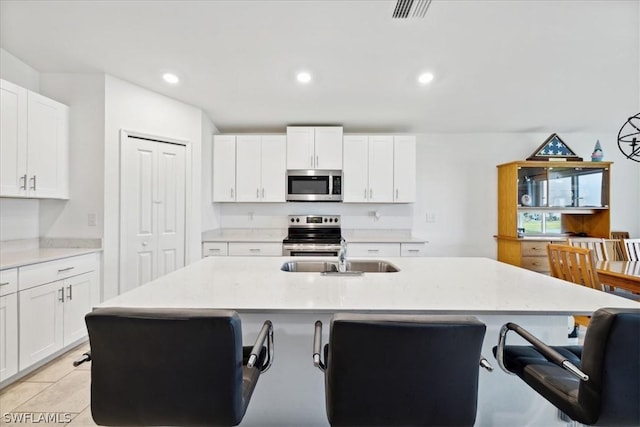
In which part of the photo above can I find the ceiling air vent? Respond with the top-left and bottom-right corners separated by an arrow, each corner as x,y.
392,0 -> 432,19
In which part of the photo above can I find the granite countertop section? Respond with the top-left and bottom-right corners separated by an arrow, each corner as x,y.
0,238 -> 102,270
98,256 -> 639,315
202,229 -> 287,243
342,229 -> 428,244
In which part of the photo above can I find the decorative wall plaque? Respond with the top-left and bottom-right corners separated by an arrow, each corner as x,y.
617,113 -> 640,163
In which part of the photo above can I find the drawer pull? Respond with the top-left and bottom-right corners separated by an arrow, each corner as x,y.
367,249 -> 379,253
57,267 -> 75,273
407,249 -> 420,253
0,282 -> 10,286
208,248 -> 221,252
249,248 -> 261,252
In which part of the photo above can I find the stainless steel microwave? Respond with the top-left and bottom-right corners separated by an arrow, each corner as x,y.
286,170 -> 342,202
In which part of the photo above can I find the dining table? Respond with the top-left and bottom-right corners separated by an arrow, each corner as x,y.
596,260 -> 640,294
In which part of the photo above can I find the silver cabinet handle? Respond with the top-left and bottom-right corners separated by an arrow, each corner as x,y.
396,189 -> 399,200
310,155 -> 314,168
57,267 -> 75,273
20,174 -> 27,190
364,189 -> 367,199
231,188 -> 234,198
262,188 -> 265,198
208,248 -> 221,252
316,155 -> 319,168
30,175 -> 37,191
369,189 -> 373,199
408,249 -> 420,253
367,249 -> 379,253
256,188 -> 260,199
0,282 -> 10,286
249,248 -> 261,252
58,287 -> 65,302
67,285 -> 73,300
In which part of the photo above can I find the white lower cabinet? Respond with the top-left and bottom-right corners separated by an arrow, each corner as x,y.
17,253 -> 99,372
0,292 -> 18,381
228,242 -> 282,256
347,243 -> 401,257
202,242 -> 229,257
401,243 -> 427,257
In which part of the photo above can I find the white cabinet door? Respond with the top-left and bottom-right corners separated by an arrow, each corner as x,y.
314,127 -> 343,170
286,127 -> 314,169
27,91 -> 69,198
19,281 -> 64,370
0,292 -> 18,381
62,272 -> 94,346
393,136 -> 416,203
228,242 -> 283,256
236,135 -> 262,202
260,135 -> 286,202
0,79 -> 28,197
347,243 -> 401,257
368,136 -> 394,203
213,135 -> 236,202
343,136 -> 369,202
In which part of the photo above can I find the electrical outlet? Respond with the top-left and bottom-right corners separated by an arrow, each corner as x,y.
88,213 -> 97,227
426,211 -> 437,223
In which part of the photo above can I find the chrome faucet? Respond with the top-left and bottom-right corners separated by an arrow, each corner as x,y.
338,238 -> 347,272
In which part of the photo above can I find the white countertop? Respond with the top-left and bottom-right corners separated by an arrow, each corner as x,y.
202,229 -> 286,243
0,247 -> 102,270
98,256 -> 639,315
201,228 -> 427,244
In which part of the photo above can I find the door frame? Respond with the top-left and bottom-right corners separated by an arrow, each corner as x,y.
118,129 -> 192,294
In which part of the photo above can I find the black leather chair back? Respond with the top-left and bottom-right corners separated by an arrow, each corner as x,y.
324,314 -> 486,427
579,308 -> 640,425
86,308 -> 248,426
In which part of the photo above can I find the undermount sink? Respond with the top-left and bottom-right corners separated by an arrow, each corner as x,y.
280,260 -> 399,273
280,261 -> 338,273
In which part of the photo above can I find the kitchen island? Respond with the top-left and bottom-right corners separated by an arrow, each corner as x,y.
98,256 -> 639,427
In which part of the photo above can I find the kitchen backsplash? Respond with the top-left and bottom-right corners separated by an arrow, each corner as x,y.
218,202 -> 414,229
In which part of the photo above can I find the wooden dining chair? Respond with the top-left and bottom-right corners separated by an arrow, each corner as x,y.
622,238 -> 640,261
567,237 -> 609,261
610,231 -> 630,240
547,244 -> 602,328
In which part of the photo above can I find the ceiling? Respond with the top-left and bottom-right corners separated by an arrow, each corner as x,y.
1,0 -> 638,134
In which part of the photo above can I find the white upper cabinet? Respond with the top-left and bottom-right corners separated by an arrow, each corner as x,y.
343,135 -> 415,203
0,79 -> 69,199
393,136 -> 416,203
286,126 -> 342,170
212,135 -> 237,202
216,134 -> 286,203
343,135 -> 393,203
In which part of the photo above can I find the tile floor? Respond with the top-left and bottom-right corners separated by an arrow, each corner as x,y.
0,341 -> 96,427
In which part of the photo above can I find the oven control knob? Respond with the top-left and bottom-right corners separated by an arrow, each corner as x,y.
324,218 -> 328,222
334,217 -> 338,223
290,218 -> 295,223
296,218 -> 300,222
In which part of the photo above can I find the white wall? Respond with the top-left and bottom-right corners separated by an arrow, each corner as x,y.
212,131 -> 640,258
38,73 -> 106,239
103,75 -> 204,299
201,113 -> 221,231
0,48 -> 39,91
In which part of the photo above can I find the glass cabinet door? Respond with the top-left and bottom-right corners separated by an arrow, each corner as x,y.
517,167 -> 547,207
548,167 -> 608,207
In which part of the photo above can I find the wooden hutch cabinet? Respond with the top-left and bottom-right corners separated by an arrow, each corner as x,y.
496,161 -> 611,273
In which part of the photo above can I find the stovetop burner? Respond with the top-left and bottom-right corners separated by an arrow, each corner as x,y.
283,215 -> 342,245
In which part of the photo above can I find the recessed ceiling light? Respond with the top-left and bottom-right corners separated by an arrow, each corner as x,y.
162,73 -> 180,84
296,71 -> 312,84
418,72 -> 434,85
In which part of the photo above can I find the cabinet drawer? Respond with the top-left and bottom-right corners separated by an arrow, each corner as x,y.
0,268 -> 18,296
401,243 -> 427,257
19,253 -> 99,291
347,243 -> 401,257
520,241 -> 553,256
202,242 -> 228,257
521,256 -> 550,272
228,242 -> 282,256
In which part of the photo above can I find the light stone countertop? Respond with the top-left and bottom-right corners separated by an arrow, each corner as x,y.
0,247 -> 102,270
98,256 -> 639,315
201,228 -> 427,244
0,238 -> 102,269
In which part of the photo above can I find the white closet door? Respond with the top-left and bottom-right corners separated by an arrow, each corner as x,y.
121,136 -> 186,293
156,143 -> 186,276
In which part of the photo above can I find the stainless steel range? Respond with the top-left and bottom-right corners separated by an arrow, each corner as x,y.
282,215 -> 342,256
